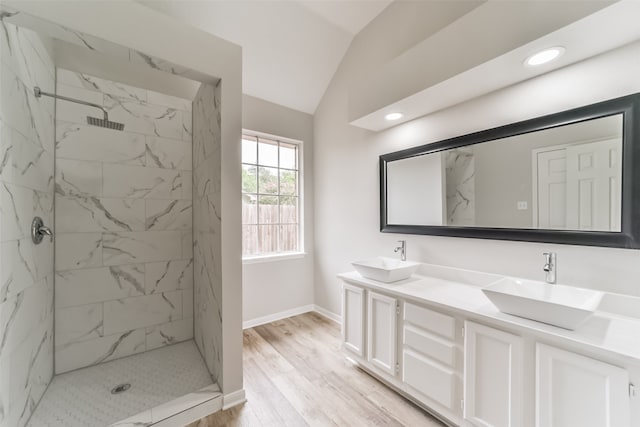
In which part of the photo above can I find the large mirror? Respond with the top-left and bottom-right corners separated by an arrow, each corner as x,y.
380,93 -> 640,248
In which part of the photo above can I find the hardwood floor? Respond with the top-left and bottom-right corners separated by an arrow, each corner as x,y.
188,312 -> 445,427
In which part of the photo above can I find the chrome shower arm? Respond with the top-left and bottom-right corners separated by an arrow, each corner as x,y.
34,86 -> 109,121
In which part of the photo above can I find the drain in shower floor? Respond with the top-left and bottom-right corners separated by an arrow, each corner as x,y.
111,383 -> 131,394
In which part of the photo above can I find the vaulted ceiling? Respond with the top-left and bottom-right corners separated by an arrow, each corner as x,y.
142,1 -> 634,126
142,0 -> 393,114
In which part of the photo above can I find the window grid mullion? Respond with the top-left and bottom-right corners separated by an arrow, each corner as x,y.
255,135 -> 261,253
296,144 -> 300,252
240,162 -> 297,173
277,139 -> 281,252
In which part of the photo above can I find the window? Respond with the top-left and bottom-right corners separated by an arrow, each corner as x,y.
242,131 -> 302,258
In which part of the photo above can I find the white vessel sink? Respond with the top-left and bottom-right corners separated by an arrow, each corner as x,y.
482,278 -> 604,330
352,257 -> 420,283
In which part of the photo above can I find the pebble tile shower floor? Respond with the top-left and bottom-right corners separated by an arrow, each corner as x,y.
27,341 -> 213,427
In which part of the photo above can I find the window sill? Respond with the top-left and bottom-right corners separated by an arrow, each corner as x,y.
242,252 -> 306,264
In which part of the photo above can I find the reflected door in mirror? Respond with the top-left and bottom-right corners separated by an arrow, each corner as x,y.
533,137 -> 621,231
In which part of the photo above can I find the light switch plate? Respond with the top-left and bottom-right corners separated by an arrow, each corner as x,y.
517,201 -> 528,210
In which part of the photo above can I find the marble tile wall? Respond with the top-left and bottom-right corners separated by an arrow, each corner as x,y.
54,68 -> 194,374
445,147 -> 476,226
0,21 -> 55,427
192,82 -> 222,382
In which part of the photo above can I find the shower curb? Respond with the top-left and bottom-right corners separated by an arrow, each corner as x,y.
110,383 -> 223,427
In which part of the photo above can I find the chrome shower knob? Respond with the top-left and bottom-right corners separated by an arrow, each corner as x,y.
31,217 -> 53,244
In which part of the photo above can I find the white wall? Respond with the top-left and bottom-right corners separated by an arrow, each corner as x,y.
241,94 -> 314,325
313,3 -> 640,318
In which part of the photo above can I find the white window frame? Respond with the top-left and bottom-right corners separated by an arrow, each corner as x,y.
241,129 -> 305,263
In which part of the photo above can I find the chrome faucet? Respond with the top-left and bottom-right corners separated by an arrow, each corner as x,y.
394,240 -> 406,261
543,252 -> 556,284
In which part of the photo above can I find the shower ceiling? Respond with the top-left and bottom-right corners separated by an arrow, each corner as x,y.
0,3 -> 212,100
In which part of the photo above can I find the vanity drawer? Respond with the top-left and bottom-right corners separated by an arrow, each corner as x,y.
404,325 -> 455,367
403,349 -> 455,410
404,302 -> 456,340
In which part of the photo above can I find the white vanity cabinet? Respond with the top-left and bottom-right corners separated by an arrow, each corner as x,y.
341,283 -> 399,377
367,291 -> 398,375
340,275 -> 637,427
402,302 -> 460,418
463,321 -> 523,427
536,343 -> 630,427
342,283 -> 366,358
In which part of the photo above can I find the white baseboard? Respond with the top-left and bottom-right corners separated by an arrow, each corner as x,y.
222,389 -> 247,410
243,304 -> 342,330
243,304 -> 314,329
313,304 -> 341,324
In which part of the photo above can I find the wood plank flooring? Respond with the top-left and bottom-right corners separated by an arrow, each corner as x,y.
188,312 -> 445,427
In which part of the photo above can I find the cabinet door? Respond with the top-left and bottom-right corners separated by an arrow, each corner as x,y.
463,321 -> 523,427
367,291 -> 397,376
342,283 -> 365,357
403,348 -> 456,410
536,343 -> 630,427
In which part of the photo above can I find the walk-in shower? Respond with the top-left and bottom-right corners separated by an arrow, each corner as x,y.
1,7 -> 225,427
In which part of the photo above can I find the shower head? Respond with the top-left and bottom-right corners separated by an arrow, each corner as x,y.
34,86 -> 125,131
87,116 -> 125,131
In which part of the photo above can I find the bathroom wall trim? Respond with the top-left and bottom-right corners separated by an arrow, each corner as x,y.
242,252 -> 307,265
242,304 -> 315,329
313,305 -> 342,324
242,305 -> 341,329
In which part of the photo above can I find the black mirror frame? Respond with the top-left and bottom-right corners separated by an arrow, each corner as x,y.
380,92 -> 640,249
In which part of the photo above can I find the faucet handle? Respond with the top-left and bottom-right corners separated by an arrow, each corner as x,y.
394,240 -> 407,261
542,252 -> 557,284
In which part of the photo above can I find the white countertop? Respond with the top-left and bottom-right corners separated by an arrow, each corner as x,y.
338,270 -> 640,364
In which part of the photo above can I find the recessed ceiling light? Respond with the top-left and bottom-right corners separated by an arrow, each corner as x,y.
385,112 -> 403,121
525,47 -> 565,66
